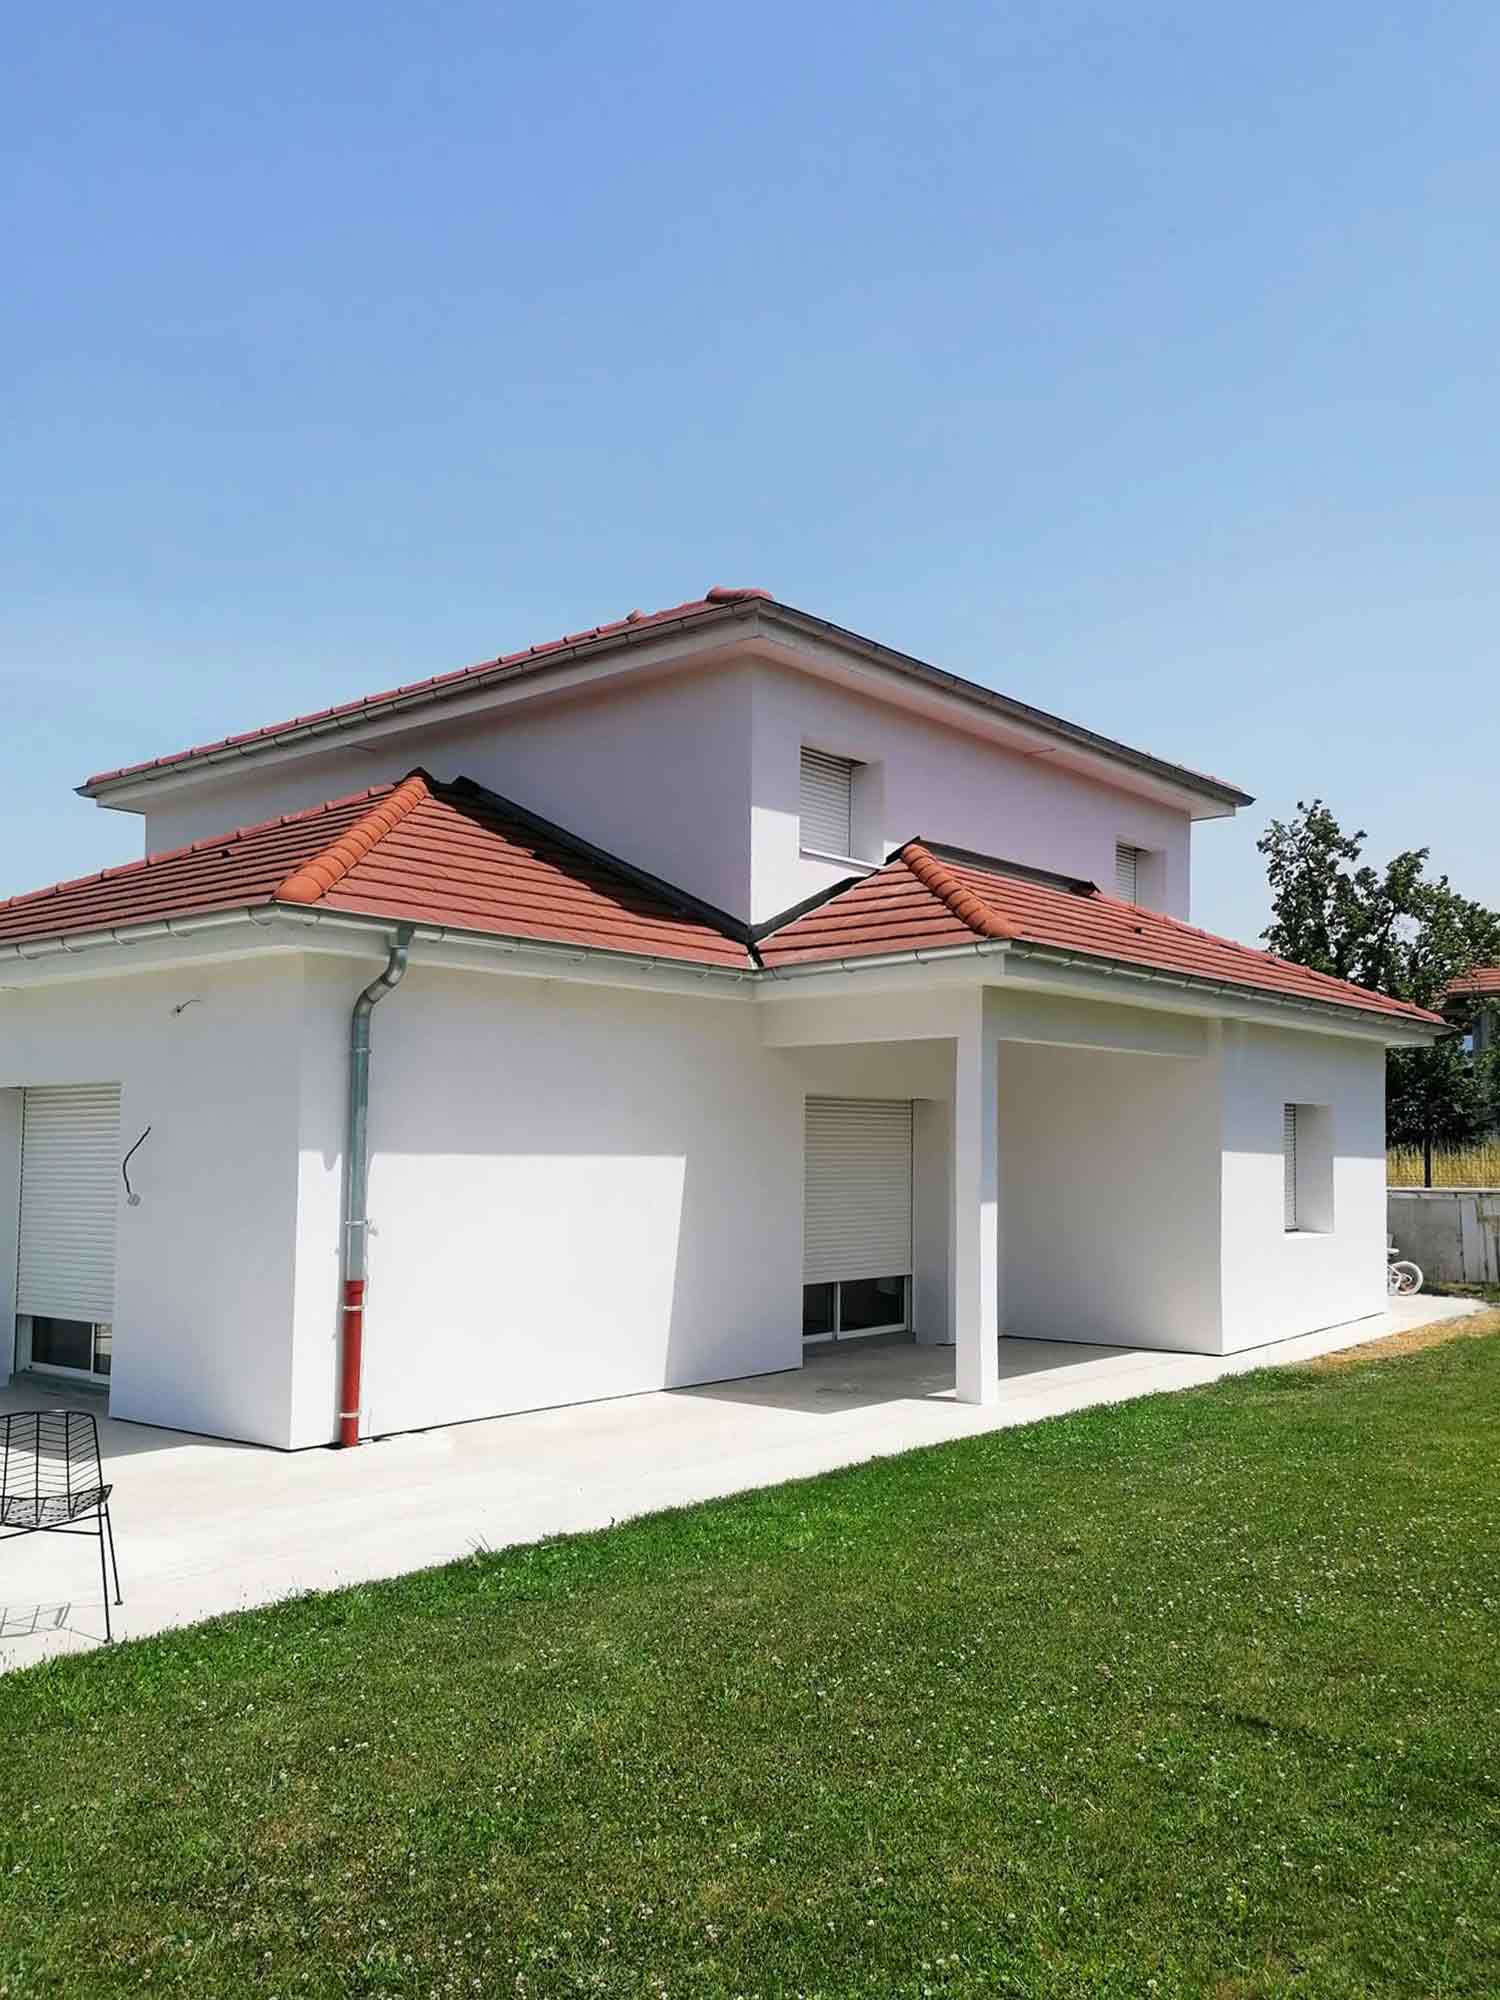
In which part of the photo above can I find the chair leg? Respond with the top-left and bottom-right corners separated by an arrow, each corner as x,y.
103,1503 -> 123,1605
97,1516 -> 113,1645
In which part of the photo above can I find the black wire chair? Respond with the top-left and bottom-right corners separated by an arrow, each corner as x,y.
0,1410 -> 123,1643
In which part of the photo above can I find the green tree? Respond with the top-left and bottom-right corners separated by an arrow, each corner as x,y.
1257,800 -> 1500,1165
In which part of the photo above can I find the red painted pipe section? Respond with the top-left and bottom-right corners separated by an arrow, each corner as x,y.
338,1279 -> 366,1449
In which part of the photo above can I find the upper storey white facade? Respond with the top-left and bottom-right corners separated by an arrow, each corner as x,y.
80,590 -> 1251,927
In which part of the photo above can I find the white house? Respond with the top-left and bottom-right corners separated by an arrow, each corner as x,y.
1443,966 -> 1500,1056
0,587 -> 1444,1448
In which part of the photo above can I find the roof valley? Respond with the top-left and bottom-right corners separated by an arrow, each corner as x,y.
0,767 -> 1442,1025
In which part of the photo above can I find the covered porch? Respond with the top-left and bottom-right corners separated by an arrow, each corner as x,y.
768,974 -> 1251,1404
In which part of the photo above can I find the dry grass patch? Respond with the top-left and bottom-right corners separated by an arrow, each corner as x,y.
1305,1303 -> 1500,1370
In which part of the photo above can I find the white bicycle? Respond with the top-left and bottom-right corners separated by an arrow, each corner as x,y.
1387,1242 -> 1423,1296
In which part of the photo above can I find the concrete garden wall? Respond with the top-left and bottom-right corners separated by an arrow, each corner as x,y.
1388,1188 -> 1500,1286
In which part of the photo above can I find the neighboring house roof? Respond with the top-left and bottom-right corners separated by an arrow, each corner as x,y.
756,840 -> 1446,1026
0,781 -> 1440,1026
77,587 -> 1253,812
0,773 -> 753,971
1442,966 -> 1500,1001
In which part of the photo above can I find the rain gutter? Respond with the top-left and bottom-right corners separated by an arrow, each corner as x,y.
0,904 -> 1443,1033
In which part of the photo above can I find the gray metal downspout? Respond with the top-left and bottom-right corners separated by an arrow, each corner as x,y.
338,926 -> 413,1446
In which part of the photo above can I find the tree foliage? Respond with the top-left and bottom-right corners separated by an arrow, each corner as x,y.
1257,800 -> 1500,1147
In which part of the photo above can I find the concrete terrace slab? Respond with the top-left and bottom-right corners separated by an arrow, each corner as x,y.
0,1294 -> 1484,1673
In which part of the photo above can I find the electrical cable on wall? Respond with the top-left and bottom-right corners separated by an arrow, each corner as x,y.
122,1125 -> 152,1207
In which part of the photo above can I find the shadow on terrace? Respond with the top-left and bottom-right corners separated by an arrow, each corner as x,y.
675,1332 -> 1126,1414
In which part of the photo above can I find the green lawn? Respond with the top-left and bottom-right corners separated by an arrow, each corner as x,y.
3,1336 -> 1499,2000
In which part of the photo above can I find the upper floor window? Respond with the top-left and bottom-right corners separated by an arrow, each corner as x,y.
800,748 -> 860,860
1115,842 -> 1144,903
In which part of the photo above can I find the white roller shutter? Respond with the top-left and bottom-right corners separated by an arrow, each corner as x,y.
1115,842 -> 1140,902
804,1097 -> 913,1284
1283,1103 -> 1299,1231
799,748 -> 856,857
17,1085 -> 122,1322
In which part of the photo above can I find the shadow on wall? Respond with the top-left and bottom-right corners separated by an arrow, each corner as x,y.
291,993 -> 971,1438
999,1039 -> 1223,1354
342,975 -> 806,1436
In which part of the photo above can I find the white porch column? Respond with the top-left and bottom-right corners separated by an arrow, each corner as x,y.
953,1001 -> 1001,1405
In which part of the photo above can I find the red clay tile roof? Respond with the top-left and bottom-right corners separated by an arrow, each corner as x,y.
78,586 -> 1250,810
756,841 -> 1446,1025
0,787 -> 391,950
0,774 -> 753,970
1,791 -> 1434,1025
293,776 -> 752,967
276,774 -> 432,905
1443,966 -> 1500,1000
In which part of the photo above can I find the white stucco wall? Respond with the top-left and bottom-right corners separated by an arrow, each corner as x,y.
999,1039 -> 1225,1352
912,1099 -> 954,1346
0,944 -> 811,1450
277,982 -> 1392,1436
0,958 -> 306,1445
286,957 -> 352,1450
0,936 -> 1397,1447
747,662 -> 1193,923
996,1016 -> 1387,1357
283,960 -> 805,1446
136,664 -> 758,922
1218,1022 -> 1387,1352
118,652 -> 1195,932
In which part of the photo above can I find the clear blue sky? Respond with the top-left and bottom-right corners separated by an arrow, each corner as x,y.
5,2 -> 1498,941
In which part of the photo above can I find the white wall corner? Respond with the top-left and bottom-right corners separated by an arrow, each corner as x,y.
1216,1020 -> 1386,1355
0,1091 -> 22,1382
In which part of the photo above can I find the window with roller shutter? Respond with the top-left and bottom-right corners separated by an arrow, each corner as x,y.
17,1085 -> 122,1326
799,748 -> 858,859
1115,842 -> 1142,902
803,1097 -> 913,1340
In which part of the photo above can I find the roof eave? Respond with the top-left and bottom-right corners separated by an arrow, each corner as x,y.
75,600 -> 754,801
760,933 -> 1446,1040
76,593 -> 1253,815
754,600 -> 1255,813
0,903 -> 757,994
0,898 -> 1445,1039
1000,938 -> 1445,1038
